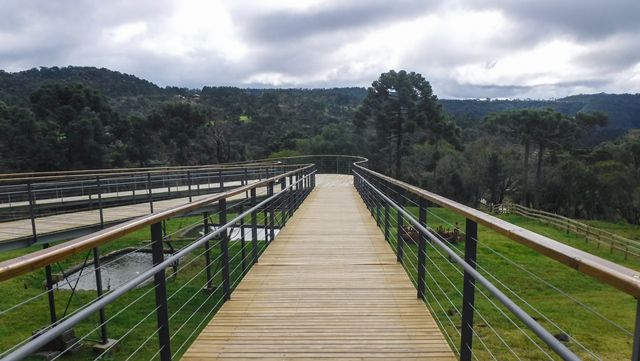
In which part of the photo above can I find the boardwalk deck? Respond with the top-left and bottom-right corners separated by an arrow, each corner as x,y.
0,180 -> 257,246
182,174 -> 455,360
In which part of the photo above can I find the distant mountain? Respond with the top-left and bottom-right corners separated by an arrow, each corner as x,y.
0,66 -> 164,105
440,93 -> 640,130
1,66 -> 638,133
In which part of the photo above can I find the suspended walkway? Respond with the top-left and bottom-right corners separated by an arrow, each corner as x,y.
182,174 -> 454,360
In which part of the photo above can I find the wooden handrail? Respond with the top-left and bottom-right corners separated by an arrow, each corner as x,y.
355,165 -> 640,298
0,164 -> 314,282
0,162 -> 286,183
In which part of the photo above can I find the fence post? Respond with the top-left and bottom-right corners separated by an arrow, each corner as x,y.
417,197 -> 427,300
460,218 -> 478,361
151,222 -> 171,361
251,188 -> 259,264
219,199 -> 230,300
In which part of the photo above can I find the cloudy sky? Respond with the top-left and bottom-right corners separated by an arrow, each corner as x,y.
1,0 -> 639,99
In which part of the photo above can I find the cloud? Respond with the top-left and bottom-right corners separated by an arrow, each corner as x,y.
0,0 -> 639,98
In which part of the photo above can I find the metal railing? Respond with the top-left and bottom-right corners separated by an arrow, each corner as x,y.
0,163 -> 315,361
353,162 -> 640,361
0,163 -> 295,250
1,155 -> 640,360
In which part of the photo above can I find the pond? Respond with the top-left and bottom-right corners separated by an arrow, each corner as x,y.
205,226 -> 280,241
55,226 -> 280,291
56,251 -> 158,291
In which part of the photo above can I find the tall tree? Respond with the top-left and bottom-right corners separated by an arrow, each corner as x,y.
485,108 -> 607,207
355,70 -> 460,177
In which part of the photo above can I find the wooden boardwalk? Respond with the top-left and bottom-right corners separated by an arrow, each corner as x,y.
0,180 -> 253,245
182,174 -> 454,360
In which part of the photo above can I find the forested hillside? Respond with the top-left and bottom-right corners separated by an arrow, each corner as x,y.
2,66 -> 640,224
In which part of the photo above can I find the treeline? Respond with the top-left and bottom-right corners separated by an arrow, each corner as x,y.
2,66 -> 640,224
0,77 -> 365,171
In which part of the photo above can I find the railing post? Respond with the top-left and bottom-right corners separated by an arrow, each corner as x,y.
92,247 -> 109,345
417,198 -> 427,300
268,181 -> 275,241
187,171 -> 192,202
244,167 -> 249,199
397,210 -> 404,263
460,218 -> 478,361
219,169 -> 224,191
280,177 -> 287,225
93,176 -> 109,345
97,176 -> 104,227
240,205 -> 247,273
633,300 -> 640,361
43,244 -> 57,325
147,173 -> 154,213
151,222 -> 171,361
288,175 -> 294,218
27,182 -> 37,245
219,199 -> 230,300
251,188 -> 259,264
384,203 -> 390,242
375,192 -> 382,227
203,212 -> 213,291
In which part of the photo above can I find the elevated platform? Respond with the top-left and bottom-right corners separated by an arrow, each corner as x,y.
0,180 -> 255,250
182,174 -> 454,360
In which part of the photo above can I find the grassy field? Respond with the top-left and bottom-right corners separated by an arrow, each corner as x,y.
0,211 -> 273,361
381,206 -> 638,361
0,205 -> 638,360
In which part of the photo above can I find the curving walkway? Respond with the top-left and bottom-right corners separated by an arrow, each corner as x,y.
182,174 -> 454,360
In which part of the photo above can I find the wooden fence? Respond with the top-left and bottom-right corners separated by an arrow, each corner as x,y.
492,202 -> 640,260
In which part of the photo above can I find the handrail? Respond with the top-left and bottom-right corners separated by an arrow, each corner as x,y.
0,169 -> 316,361
0,162 -> 286,183
353,168 -> 580,360
354,164 -> 640,298
0,164 -> 314,282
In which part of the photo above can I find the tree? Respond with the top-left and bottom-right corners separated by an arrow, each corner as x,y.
355,70 -> 460,178
485,108 -> 607,207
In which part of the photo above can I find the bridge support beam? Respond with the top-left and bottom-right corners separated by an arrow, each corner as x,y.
460,218 -> 478,361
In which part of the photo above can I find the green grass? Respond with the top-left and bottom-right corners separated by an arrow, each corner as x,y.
0,211 -> 276,360
375,206 -> 638,360
1,204 -> 637,360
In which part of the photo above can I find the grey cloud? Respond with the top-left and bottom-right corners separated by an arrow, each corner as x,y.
473,0 -> 640,41
575,34 -> 640,73
0,0 -> 639,98
238,0 -> 438,44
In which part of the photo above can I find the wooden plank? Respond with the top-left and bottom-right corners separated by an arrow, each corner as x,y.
182,174 -> 454,360
0,189 -> 261,243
